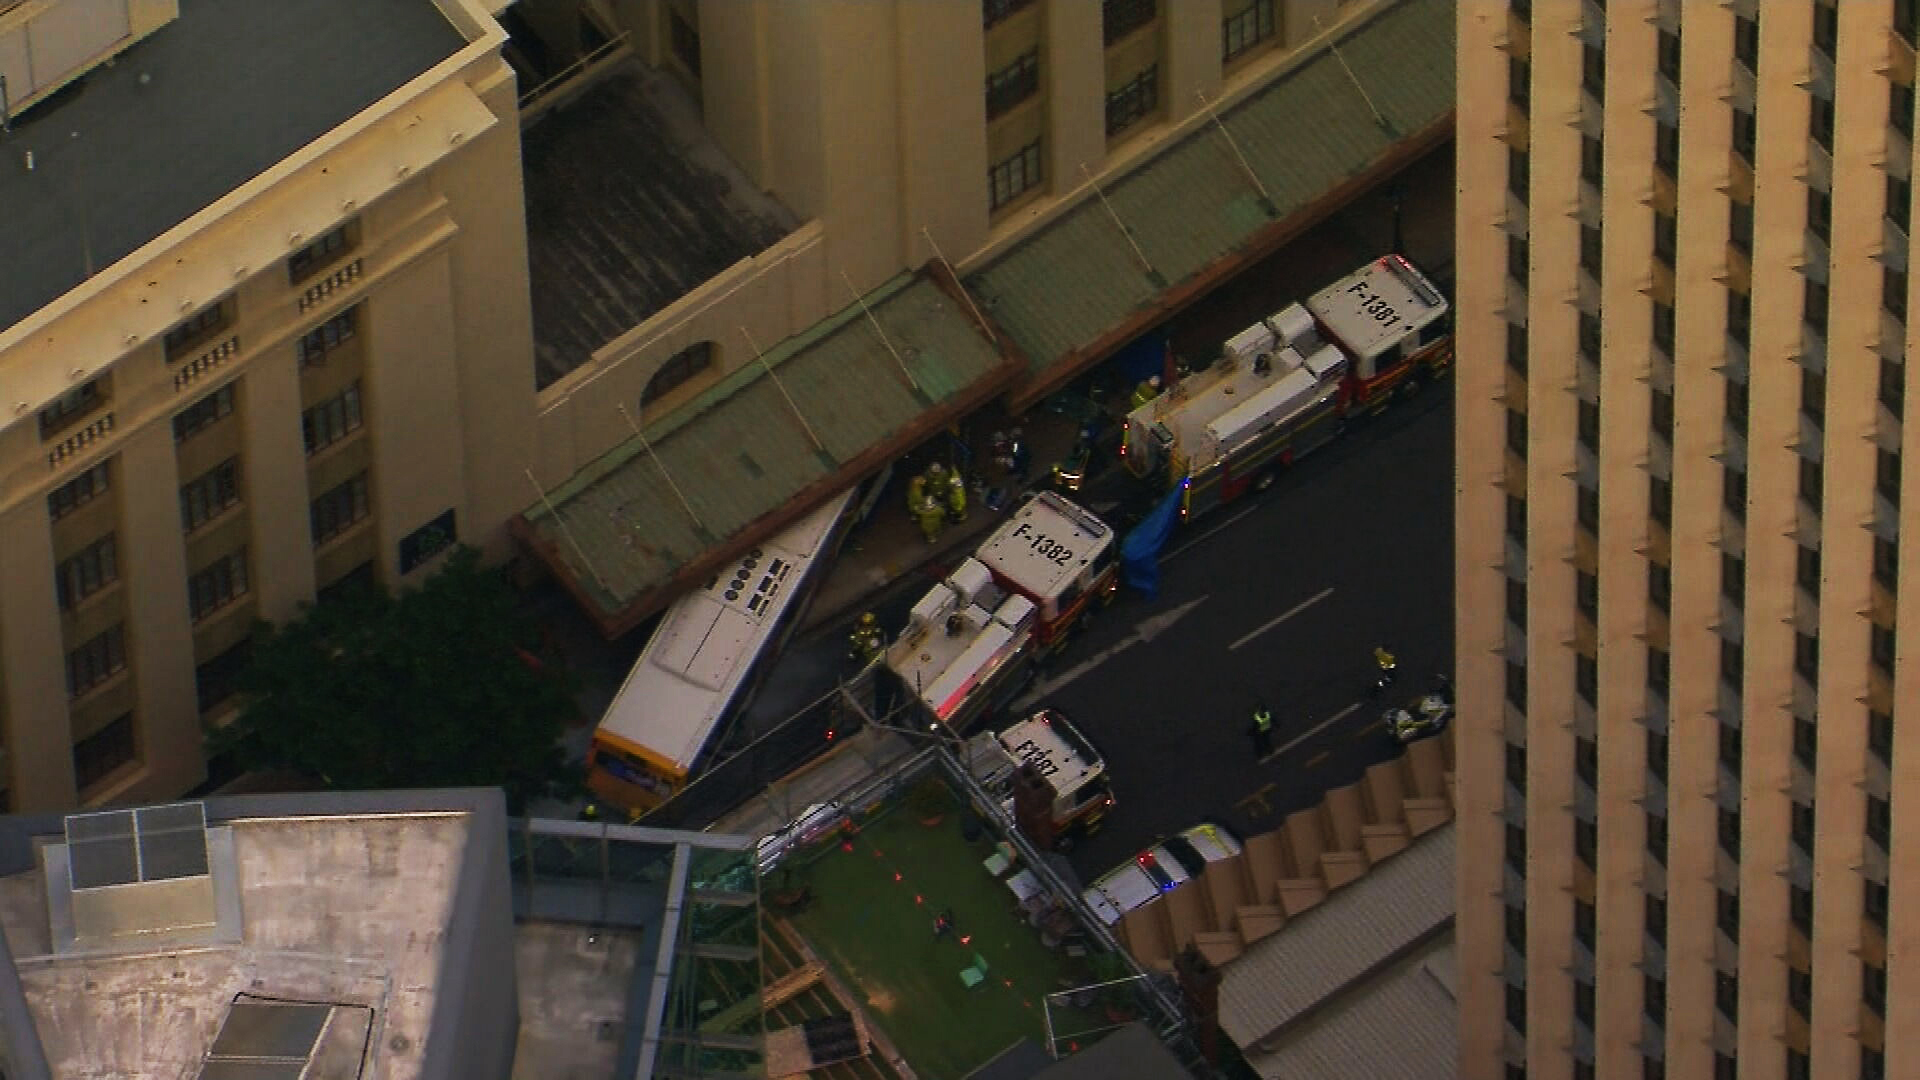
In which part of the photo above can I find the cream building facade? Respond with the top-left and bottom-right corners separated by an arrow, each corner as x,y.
0,0 -> 1426,813
1457,2 -> 1914,1078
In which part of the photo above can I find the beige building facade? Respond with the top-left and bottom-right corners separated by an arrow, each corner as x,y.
1457,2 -> 1914,1078
0,0 -> 535,810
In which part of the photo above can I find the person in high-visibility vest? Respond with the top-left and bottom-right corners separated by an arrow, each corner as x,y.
916,492 -> 946,544
943,466 -> 968,523
1130,375 -> 1163,410
907,473 -> 928,516
1249,701 -> 1275,758
848,612 -> 885,665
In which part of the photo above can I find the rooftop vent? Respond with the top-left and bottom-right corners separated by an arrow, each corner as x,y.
45,800 -> 241,954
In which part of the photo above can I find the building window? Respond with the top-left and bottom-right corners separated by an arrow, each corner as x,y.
1644,973 -> 1667,1023
1508,233 -> 1529,285
1734,14 -> 1759,71
1102,0 -> 1156,45
1509,146 -> 1530,200
1790,882 -> 1813,932
1652,303 -> 1675,354
1653,211 -> 1677,266
1650,390 -> 1675,445
1574,735 -> 1598,787
983,0 -> 1035,28
1573,976 -> 1595,1023
669,9 -> 701,77
1509,55 -> 1530,109
1887,268 -> 1909,322
1723,468 -> 1748,525
1794,632 -> 1819,682
1883,358 -> 1906,418
1581,43 -> 1604,98
1812,94 -> 1836,151
1730,200 -> 1754,253
1222,0 -> 1276,62
1805,279 -> 1830,334
1105,65 -> 1159,137
1870,709 -> 1894,760
1506,407 -> 1528,456
1716,890 -> 1740,938
311,472 -> 372,546
1878,448 -> 1903,501
1733,106 -> 1757,162
1728,289 -> 1753,345
1576,571 -> 1598,619
985,49 -> 1040,119
1578,312 -> 1604,361
302,382 -> 364,455
1869,794 -> 1891,847
1506,658 -> 1528,709
1506,577 -> 1527,627
1718,804 -> 1742,858
287,224 -> 353,284
318,561 -> 378,607
1577,483 -> 1600,533
172,383 -> 236,444
55,534 -> 118,611
1648,646 -> 1671,698
163,299 -> 233,362
1506,901 -> 1526,949
47,461 -> 111,522
1579,224 -> 1603,276
188,550 -> 250,623
1646,812 -> 1668,863
73,712 -> 136,791
1646,891 -> 1668,945
1574,817 -> 1597,865
39,380 -> 104,441
1799,457 -> 1823,509
1789,800 -> 1814,857
989,138 -> 1044,212
1656,27 -> 1681,83
1580,135 -> 1604,188
642,342 -> 715,407
1812,1 -> 1838,56
1649,561 -> 1671,612
1506,822 -> 1528,872
196,639 -> 253,716
1872,623 -> 1897,673
1865,1050 -> 1887,1080
1865,962 -> 1887,1016
1507,322 -> 1528,373
1720,719 -> 1743,775
1714,1053 -> 1737,1080
180,459 -> 242,533
1892,173 -> 1913,233
1654,121 -> 1679,176
1506,493 -> 1527,542
66,625 -> 127,699
1796,544 -> 1823,595
1506,741 -> 1528,791
1808,186 -> 1833,240
1506,981 -> 1527,1034
1577,399 -> 1600,451
1793,715 -> 1817,768
1867,880 -> 1890,926
297,306 -> 359,366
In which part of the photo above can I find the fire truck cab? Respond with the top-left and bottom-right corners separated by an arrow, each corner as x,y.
965,707 -> 1114,850
1305,253 -> 1451,407
883,492 -> 1117,733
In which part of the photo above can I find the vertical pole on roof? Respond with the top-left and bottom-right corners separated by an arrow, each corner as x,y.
839,270 -> 923,394
738,326 -> 829,453
615,404 -> 709,533
918,228 -> 998,341
522,468 -> 614,594
1313,15 -> 1392,135
1078,163 -> 1157,279
1194,89 -> 1271,204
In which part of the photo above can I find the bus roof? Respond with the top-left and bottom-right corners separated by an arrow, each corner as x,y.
1305,255 -> 1449,362
594,489 -> 855,772
976,492 -> 1114,601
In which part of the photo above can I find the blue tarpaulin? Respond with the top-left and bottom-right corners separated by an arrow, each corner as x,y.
1120,484 -> 1185,599
1110,331 -> 1171,387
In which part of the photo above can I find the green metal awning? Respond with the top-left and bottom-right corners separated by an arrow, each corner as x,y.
513,261 -> 1021,636
965,0 -> 1456,409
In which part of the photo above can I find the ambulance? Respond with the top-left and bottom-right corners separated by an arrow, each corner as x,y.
1120,254 -> 1451,520
883,492 -> 1117,734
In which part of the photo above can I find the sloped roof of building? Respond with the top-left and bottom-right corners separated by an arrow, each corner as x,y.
1219,821 -> 1454,1049
963,0 -> 1455,407
1239,936 -> 1458,1080
0,0 -> 467,335
514,260 -> 1021,635
1033,1022 -> 1192,1080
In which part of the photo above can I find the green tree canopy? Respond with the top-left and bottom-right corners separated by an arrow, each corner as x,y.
216,547 -> 577,812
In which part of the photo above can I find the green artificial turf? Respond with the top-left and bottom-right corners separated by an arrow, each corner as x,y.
787,799 -> 1105,1079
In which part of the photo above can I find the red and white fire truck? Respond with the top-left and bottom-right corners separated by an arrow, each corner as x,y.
1120,254 -> 1451,520
883,492 -> 1117,733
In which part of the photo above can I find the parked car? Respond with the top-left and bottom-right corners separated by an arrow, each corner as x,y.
1081,823 -> 1243,926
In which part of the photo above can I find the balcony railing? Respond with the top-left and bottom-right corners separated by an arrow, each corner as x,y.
47,413 -> 115,470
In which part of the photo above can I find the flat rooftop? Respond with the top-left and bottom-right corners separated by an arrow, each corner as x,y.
0,0 -> 468,335
522,58 -> 799,389
0,810 -> 471,1079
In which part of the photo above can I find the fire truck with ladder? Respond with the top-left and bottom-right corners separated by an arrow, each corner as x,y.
882,492 -> 1117,734
1120,254 -> 1451,520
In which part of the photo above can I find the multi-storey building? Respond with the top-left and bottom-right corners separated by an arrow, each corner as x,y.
0,0 -> 535,809
1458,2 -> 1914,1078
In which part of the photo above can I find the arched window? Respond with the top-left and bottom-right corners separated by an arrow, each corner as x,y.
642,342 -> 715,407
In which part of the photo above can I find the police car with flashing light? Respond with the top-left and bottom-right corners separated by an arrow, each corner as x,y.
1080,823 -> 1244,926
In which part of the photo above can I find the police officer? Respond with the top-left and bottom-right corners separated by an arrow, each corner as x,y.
1249,701 -> 1275,758
849,612 -> 885,665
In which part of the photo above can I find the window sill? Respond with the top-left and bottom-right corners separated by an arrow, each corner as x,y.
191,591 -> 253,629
78,759 -> 147,808
305,429 -> 367,467
68,669 -> 132,709
184,502 -> 246,540
313,517 -> 374,556
58,580 -> 124,622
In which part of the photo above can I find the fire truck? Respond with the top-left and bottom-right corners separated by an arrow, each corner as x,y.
1120,254 -> 1451,520
965,707 -> 1115,851
882,492 -> 1117,733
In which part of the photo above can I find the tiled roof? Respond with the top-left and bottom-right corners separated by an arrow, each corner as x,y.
1218,822 -> 1454,1047
964,0 -> 1455,403
515,262 -> 1018,635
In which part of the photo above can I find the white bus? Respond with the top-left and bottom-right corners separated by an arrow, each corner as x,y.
585,488 -> 860,818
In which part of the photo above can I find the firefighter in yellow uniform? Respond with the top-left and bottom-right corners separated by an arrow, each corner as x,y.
916,492 -> 946,544
1130,375 -> 1163,410
943,466 -> 968,523
907,473 -> 928,516
849,612 -> 885,665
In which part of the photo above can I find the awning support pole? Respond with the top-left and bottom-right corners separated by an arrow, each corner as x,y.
522,468 -> 614,594
840,270 -> 923,394
919,228 -> 998,341
615,404 -> 709,532
1078,163 -> 1157,279
1314,15 -> 1393,135
738,325 -> 829,453
1194,89 -> 1271,204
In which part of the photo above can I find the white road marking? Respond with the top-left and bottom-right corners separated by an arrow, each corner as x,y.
1011,596 -> 1209,709
1228,587 -> 1335,651
1165,506 -> 1259,562
1262,702 -> 1365,762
